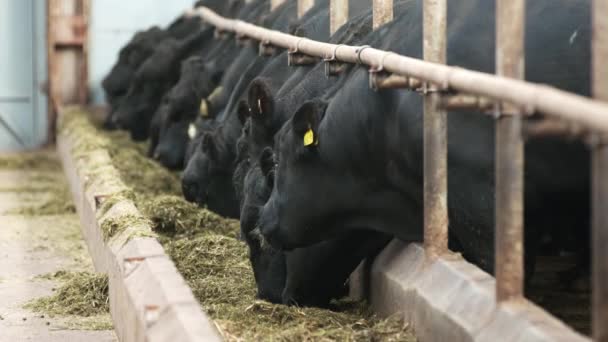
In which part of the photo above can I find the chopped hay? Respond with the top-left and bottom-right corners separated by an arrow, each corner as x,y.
99,213 -> 153,241
0,151 -> 62,171
60,107 -> 416,341
138,195 -> 240,237
8,186 -> 75,215
0,153 -> 75,215
26,271 -> 112,330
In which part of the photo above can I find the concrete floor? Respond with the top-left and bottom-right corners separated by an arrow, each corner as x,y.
0,153 -> 116,341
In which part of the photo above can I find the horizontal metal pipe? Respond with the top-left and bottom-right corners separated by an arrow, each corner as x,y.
440,94 -> 495,112
186,6 -> 608,133
522,119 -> 587,140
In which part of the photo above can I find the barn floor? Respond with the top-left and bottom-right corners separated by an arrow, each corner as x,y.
0,150 -> 116,342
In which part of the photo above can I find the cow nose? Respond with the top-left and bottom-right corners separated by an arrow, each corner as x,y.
181,180 -> 198,203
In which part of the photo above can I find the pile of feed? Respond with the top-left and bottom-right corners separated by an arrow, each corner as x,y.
60,107 -> 416,341
26,271 -> 112,330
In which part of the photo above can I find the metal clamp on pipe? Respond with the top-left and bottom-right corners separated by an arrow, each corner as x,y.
324,44 -> 348,77
288,38 -> 318,66
235,32 -> 251,46
259,39 -> 278,56
522,118 -> 589,141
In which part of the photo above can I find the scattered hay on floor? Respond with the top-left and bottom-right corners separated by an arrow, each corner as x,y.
0,150 -> 62,171
26,271 -> 112,330
8,186 -> 75,216
0,152 -> 76,216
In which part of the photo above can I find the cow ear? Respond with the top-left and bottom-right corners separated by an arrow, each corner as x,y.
201,132 -> 217,160
260,147 -> 275,185
291,99 -> 327,148
248,78 -> 274,121
237,100 -> 251,126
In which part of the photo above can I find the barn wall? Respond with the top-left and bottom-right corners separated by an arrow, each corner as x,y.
88,0 -> 195,105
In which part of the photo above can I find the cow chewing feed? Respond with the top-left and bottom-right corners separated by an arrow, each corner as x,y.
258,0 -> 591,282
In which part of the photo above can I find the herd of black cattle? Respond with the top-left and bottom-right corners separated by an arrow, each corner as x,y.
102,0 -> 592,307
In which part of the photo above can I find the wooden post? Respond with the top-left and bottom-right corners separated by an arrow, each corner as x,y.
330,0 -> 348,35
373,0 -> 393,30
422,0 -> 448,255
592,0 -> 608,340
298,0 -> 314,18
47,0 -> 89,142
495,0 -> 525,302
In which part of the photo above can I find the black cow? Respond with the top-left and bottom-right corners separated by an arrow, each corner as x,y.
102,27 -> 167,129
112,0 -> 248,140
149,0 -> 272,169
101,0 -> 229,129
148,56 -> 222,169
232,3 -> 397,307
181,0 -> 302,216
259,0 -> 590,279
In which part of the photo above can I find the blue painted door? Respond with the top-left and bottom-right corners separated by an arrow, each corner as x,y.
0,0 -> 47,151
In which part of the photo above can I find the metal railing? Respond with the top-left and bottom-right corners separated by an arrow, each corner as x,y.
187,0 -> 608,340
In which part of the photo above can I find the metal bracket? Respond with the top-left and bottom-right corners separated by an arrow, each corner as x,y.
214,28 -> 230,40
323,44 -> 347,77
287,38 -> 318,66
258,39 -> 277,56
235,32 -> 251,46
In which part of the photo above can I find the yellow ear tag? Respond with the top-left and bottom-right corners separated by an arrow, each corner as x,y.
188,123 -> 197,140
303,128 -> 315,146
208,86 -> 223,102
199,99 -> 209,117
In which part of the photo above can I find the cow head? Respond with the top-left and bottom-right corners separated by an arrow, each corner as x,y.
151,56 -> 222,169
181,126 -> 239,218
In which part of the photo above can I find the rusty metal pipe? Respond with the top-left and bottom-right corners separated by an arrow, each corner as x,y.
271,0 -> 286,11
298,0 -> 314,18
330,0 -> 348,35
422,0 -> 448,255
369,71 -> 422,90
522,119 -> 587,140
440,94 -> 495,112
495,0 -> 525,303
185,7 -> 608,133
373,0 -> 393,30
592,0 -> 608,340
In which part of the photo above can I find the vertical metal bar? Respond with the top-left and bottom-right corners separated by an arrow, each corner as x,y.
422,0 -> 448,255
592,0 -> 608,340
495,0 -> 525,302
271,0 -> 285,11
373,0 -> 393,30
297,0 -> 314,18
330,0 -> 348,35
